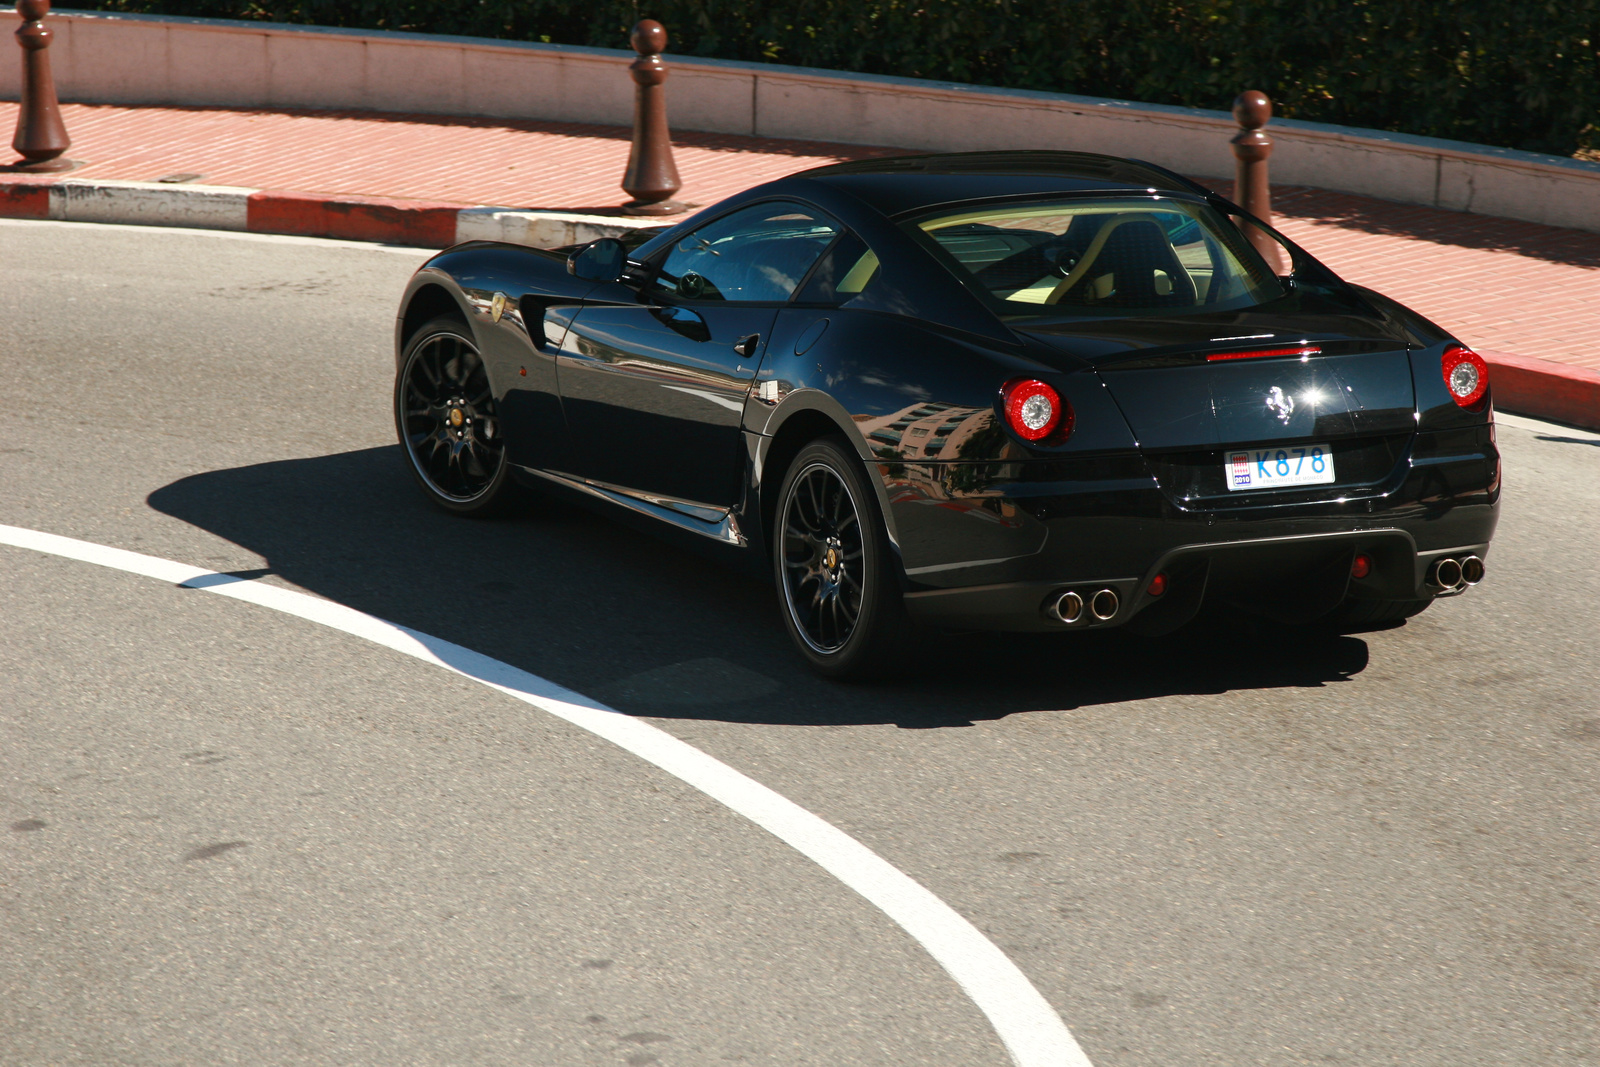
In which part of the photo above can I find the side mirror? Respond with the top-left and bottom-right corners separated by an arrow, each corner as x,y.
567,237 -> 627,283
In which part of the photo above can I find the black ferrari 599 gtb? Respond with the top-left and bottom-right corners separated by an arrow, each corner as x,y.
392,151 -> 1499,678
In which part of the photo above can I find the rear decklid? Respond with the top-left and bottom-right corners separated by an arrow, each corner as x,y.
1107,340 -> 1417,505
1094,339 -> 1415,448
1019,320 -> 1417,507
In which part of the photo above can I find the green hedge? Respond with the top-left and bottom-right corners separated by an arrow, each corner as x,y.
92,1 -> 1600,156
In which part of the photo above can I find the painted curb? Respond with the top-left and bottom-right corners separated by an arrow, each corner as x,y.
55,177 -> 251,230
3,175 -> 1594,432
248,189 -> 461,246
0,175 -> 656,247
455,206 -> 660,248
1484,352 -> 1600,432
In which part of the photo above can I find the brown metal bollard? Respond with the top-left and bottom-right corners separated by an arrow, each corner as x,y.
620,19 -> 685,215
10,0 -> 74,171
1230,90 -> 1283,273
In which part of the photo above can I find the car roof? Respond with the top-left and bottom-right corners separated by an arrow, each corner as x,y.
791,151 -> 1209,219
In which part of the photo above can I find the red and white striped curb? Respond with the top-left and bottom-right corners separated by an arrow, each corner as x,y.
4,175 -> 1596,430
0,176 -> 656,248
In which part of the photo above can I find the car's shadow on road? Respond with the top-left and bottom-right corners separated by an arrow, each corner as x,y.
148,447 -> 1370,727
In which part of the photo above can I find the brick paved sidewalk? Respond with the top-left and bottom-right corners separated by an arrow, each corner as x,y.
0,102 -> 899,213
1269,188 -> 1599,374
4,101 -> 1597,379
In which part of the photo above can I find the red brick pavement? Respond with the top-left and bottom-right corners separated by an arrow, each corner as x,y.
4,101 -> 1597,376
1268,187 -> 1600,373
0,102 -> 899,212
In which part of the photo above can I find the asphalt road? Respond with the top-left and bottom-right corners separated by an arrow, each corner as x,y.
2,219 -> 1596,1067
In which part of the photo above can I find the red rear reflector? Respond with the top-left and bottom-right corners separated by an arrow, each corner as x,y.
1351,553 -> 1373,579
1147,573 -> 1167,597
1207,345 -> 1321,363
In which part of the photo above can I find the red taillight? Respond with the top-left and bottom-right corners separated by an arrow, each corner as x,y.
1351,553 -> 1373,580
1000,378 -> 1072,442
1206,344 -> 1321,363
1441,345 -> 1488,408
1147,573 -> 1167,597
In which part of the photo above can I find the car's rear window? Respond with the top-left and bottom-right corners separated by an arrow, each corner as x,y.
906,197 -> 1283,318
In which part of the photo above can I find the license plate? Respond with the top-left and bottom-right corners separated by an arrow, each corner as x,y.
1225,444 -> 1336,491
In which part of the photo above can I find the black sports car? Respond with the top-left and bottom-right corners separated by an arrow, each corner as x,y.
393,152 -> 1499,678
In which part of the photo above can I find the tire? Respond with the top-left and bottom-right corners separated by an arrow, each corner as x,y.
394,316 -> 517,516
773,437 -> 914,680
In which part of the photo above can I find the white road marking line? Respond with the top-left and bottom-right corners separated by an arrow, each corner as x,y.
0,522 -> 1093,1067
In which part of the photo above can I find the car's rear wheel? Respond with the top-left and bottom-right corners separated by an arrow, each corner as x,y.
395,316 -> 515,516
774,438 -> 913,680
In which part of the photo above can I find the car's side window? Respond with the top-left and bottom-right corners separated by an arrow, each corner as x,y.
648,201 -> 840,304
795,232 -> 881,305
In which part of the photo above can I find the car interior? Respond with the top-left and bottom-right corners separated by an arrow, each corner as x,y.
913,200 -> 1278,314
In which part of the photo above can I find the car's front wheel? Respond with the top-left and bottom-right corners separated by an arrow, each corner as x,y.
774,438 -> 913,680
395,316 -> 516,516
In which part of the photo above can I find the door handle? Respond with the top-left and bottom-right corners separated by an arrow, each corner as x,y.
733,333 -> 761,358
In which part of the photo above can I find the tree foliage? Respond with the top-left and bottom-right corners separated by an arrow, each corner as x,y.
94,0 -> 1600,155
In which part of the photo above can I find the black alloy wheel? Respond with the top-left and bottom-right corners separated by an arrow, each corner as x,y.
774,437 -> 913,679
395,316 -> 515,515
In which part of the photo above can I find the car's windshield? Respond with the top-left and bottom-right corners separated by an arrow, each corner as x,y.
907,197 -> 1283,318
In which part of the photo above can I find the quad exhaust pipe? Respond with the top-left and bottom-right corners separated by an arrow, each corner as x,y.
1049,587 -> 1120,624
1052,590 -> 1084,624
1052,554 -> 1485,622
1429,554 -> 1486,592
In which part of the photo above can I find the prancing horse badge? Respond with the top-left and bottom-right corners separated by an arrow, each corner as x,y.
490,292 -> 507,323
1265,385 -> 1295,424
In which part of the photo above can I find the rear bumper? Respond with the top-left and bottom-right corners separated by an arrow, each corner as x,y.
904,529 -> 1492,633
892,426 -> 1499,632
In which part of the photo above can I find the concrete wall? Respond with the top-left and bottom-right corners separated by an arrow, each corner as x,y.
7,9 -> 1599,233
